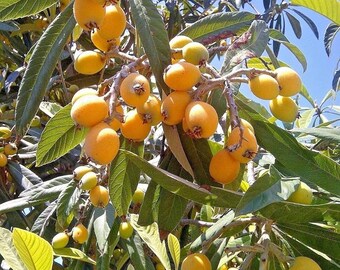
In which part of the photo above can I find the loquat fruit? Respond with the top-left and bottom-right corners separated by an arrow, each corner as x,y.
121,109 -> 151,142
182,41 -> 209,65
249,74 -> 280,100
91,29 -> 120,52
72,223 -> 89,244
161,91 -> 191,125
79,171 -> 98,190
287,182 -> 313,205
289,256 -> 321,270
97,4 -> 126,40
90,185 -> 110,207
0,153 -> 8,167
132,188 -> 144,204
71,87 -> 97,105
269,96 -> 298,122
4,143 -> 17,156
74,50 -> 106,75
0,126 -> 11,139
181,253 -> 212,270
119,221 -> 133,239
108,103 -> 124,131
169,35 -> 193,60
120,73 -> 150,107
52,232 -> 69,249
136,94 -> 162,126
227,119 -> 254,135
73,0 -> 106,31
275,67 -> 302,97
73,165 -> 93,181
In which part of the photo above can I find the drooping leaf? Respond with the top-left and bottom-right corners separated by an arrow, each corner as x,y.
0,0 -> 57,21
167,234 -> 180,270
179,11 -> 255,43
285,11 -> 302,39
291,127 -> 340,143
130,214 -> 171,270
324,23 -> 340,56
290,8 -> 319,39
109,139 -> 144,216
13,228 -> 53,270
31,201 -> 57,235
120,234 -> 149,270
332,68 -> 340,91
291,0 -> 340,25
0,228 -> 27,270
269,29 -> 307,71
210,238 -> 228,270
138,180 -> 159,226
129,0 -> 170,93
53,247 -> 97,265
15,4 -> 76,137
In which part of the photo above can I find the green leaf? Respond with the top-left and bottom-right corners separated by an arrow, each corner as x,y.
299,84 -> 315,106
291,127 -> 340,143
291,0 -> 340,25
179,11 -> 255,43
109,139 -> 144,216
0,228 -> 27,270
0,21 -> 19,31
53,247 -> 96,265
13,228 -> 53,270
39,101 -> 62,117
269,29 -> 307,71
324,23 -> 340,56
285,11 -> 302,39
167,234 -> 180,270
120,234 -> 149,270
129,0 -> 170,93
210,238 -> 228,270
235,168 -> 300,215
31,201 -> 57,235
130,214 -> 171,270
15,4 -> 76,137
0,0 -> 57,21
138,181 -> 159,226
295,108 -> 316,128
290,8 -> 319,39
36,104 -> 88,166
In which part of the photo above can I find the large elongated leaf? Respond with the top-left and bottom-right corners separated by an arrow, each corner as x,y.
324,23 -> 340,56
53,248 -> 96,265
0,0 -> 57,21
291,127 -> 340,143
0,228 -> 27,270
179,11 -> 255,43
129,0 -> 170,93
167,234 -> 180,270
15,4 -> 76,137
13,228 -> 53,270
285,11 -> 302,39
291,0 -> 340,25
36,104 -> 88,166
290,8 -> 319,39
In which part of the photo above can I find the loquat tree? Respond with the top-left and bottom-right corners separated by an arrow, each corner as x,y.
0,0 -> 339,269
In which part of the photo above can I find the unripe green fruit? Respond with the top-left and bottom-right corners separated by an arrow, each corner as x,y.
52,232 -> 69,249
79,171 -> 98,190
73,165 -> 93,181
31,115 -> 41,127
112,249 -> 123,260
119,221 -> 133,239
182,42 -> 209,65
269,96 -> 298,122
4,143 -> 17,156
132,188 -> 144,204
68,84 -> 80,94
0,126 -> 11,139
169,35 -> 193,60
287,182 -> 313,205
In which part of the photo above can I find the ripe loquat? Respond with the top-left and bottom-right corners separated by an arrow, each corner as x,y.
72,223 -> 89,244
269,96 -> 298,122
120,73 -> 150,107
90,185 -> 110,207
182,253 -> 212,270
136,94 -> 162,126
121,109 -> 151,142
52,232 -> 69,249
287,182 -> 313,205
227,119 -> 254,135
169,35 -> 193,60
91,29 -> 120,52
289,256 -> 321,270
74,50 -> 106,75
275,67 -> 302,97
182,41 -> 209,65
249,74 -> 280,100
4,143 -> 17,156
71,87 -> 97,105
97,4 -> 126,40
73,0 -> 106,31
108,103 -> 124,131
0,153 -> 8,167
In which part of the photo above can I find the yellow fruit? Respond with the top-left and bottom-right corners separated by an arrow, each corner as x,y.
119,221 -> 133,239
68,84 -> 80,94
182,42 -> 209,65
227,127 -> 258,163
182,253 -> 212,270
90,185 -> 110,207
71,88 -> 98,105
72,223 -> 89,244
289,256 -> 321,270
0,126 -> 11,139
91,28 -> 120,52
169,35 -> 193,60
136,94 -> 162,126
209,149 -> 240,184
52,232 -> 69,249
97,4 -> 126,40
121,109 -> 151,142
161,91 -> 191,125
219,265 -> 228,270
108,103 -> 124,131
31,115 -> 41,127
74,50 -> 106,75
269,96 -> 298,122
163,62 -> 201,91
73,0 -> 106,31
120,73 -> 150,107
275,67 -> 302,97
73,165 -> 93,181
287,182 -> 313,205
220,40 -> 227,46
249,74 -> 280,100
227,119 -> 254,135
0,153 -> 8,167
71,95 -> 108,127
4,143 -> 17,156
132,188 -> 144,204
184,101 -> 218,139
79,171 -> 98,190
84,122 -> 120,165
156,263 -> 166,270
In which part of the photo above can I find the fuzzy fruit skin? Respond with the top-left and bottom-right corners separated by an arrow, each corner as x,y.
72,223 -> 88,244
132,188 -> 144,204
136,94 -> 162,126
108,104 -> 124,131
119,221 -> 133,239
287,182 -> 313,205
182,42 -> 209,65
4,143 -> 17,156
71,95 -> 108,127
73,165 -> 93,181
184,101 -> 218,138
90,185 -> 110,207
84,122 -> 120,165
209,149 -> 240,184
74,51 -> 106,75
120,73 -> 150,107
289,256 -> 321,270
71,88 -> 97,105
97,4 -> 126,40
52,232 -> 69,249
0,126 -> 11,139
227,127 -> 258,164
73,0 -> 106,31
121,109 -> 151,142
0,153 -> 8,167
161,91 -> 191,125
79,171 -> 98,190
275,67 -> 302,97
249,74 -> 280,100
169,35 -> 193,60
182,253 -> 212,270
269,96 -> 298,122
163,62 -> 201,91
91,29 -> 120,52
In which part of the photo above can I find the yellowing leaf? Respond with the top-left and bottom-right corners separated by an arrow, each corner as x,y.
53,247 -> 96,265
13,228 -> 53,270
167,234 -> 180,270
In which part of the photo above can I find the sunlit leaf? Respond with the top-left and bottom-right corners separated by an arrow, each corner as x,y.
291,127 -> 340,143
295,108 -> 316,128
53,247 -> 96,265
93,204 -> 115,252
167,234 -> 180,270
